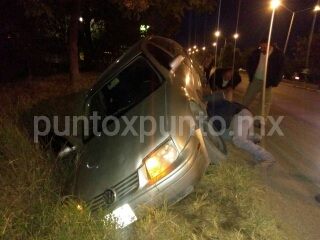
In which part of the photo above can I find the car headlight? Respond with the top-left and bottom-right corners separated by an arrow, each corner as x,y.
145,139 -> 179,179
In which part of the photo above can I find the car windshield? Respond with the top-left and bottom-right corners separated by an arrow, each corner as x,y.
84,57 -> 163,141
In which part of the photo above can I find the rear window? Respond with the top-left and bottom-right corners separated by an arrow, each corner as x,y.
84,57 -> 162,141
148,37 -> 191,68
146,43 -> 173,70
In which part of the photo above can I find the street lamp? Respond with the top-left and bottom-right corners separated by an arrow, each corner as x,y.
232,33 -> 239,71
213,32 -> 239,69
261,0 -> 279,126
213,31 -> 220,71
214,32 -> 239,47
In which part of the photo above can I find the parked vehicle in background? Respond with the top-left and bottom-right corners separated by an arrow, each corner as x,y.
285,69 -> 320,85
52,36 -> 227,228
299,69 -> 320,84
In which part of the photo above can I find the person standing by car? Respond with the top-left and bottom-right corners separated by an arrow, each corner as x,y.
242,37 -> 284,128
198,90 -> 276,169
201,51 -> 214,82
209,67 -> 242,101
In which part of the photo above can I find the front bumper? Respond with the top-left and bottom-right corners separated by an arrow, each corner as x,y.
87,128 -> 210,227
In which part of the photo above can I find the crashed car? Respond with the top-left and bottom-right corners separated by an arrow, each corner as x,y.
59,36 -> 227,227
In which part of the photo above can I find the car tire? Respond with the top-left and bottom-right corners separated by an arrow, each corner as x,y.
201,120 -> 228,164
189,101 -> 227,164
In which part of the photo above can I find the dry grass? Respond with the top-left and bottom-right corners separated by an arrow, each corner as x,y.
0,73 -> 294,239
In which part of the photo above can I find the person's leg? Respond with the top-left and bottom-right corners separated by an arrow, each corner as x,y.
264,86 -> 274,122
256,85 -> 274,125
242,78 -> 263,109
247,132 -> 262,144
232,109 -> 276,162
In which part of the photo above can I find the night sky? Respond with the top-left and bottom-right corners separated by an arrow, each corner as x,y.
173,0 -> 320,51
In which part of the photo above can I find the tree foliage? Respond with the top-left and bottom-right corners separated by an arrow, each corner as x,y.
1,0 -> 218,82
220,42 -> 243,70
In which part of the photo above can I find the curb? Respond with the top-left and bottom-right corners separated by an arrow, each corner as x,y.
281,81 -> 320,93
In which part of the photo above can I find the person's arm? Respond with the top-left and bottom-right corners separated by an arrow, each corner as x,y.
270,49 -> 285,87
209,68 -> 224,90
246,49 -> 259,82
231,71 -> 242,89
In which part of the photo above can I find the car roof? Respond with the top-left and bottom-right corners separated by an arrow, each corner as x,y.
85,36 -> 188,100
86,40 -> 143,99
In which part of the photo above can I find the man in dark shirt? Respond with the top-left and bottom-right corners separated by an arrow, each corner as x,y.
243,37 -> 284,128
199,90 -> 276,168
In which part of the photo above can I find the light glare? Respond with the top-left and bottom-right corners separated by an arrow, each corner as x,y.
271,0 -> 280,9
106,204 -> 137,228
145,140 -> 178,179
185,74 -> 190,85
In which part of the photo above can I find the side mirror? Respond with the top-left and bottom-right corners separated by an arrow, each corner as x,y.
58,145 -> 77,159
38,131 -> 82,159
169,55 -> 185,72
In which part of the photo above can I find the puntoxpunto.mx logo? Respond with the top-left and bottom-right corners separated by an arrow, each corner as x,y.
33,111 -> 284,143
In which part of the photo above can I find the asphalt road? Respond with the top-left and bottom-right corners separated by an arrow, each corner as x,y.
233,73 -> 320,239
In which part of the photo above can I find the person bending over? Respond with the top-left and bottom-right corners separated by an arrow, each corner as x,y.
209,67 -> 242,101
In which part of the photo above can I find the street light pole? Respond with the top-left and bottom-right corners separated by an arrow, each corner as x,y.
262,0 -> 279,126
284,11 -> 294,55
281,5 -> 312,55
214,30 -> 220,70
306,5 -> 320,69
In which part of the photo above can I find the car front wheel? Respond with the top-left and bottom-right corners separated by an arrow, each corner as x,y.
189,101 -> 227,164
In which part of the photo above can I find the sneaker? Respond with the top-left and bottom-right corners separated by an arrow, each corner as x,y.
254,159 -> 276,170
315,193 -> 320,203
248,133 -> 262,144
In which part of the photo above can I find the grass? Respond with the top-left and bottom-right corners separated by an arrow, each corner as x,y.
0,73 -> 293,239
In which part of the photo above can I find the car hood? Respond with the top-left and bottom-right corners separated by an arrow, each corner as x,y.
74,85 -> 169,201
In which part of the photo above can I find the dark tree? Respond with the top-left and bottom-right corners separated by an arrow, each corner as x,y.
3,0 -> 218,82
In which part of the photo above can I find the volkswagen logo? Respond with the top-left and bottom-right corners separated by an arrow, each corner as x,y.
103,189 -> 116,205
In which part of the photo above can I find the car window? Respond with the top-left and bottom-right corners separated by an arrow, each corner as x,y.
149,37 -> 177,56
148,37 -> 191,68
146,43 -> 174,70
84,57 -> 162,141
